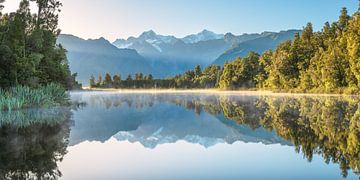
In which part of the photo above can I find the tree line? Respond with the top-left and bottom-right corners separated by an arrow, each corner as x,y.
91,5 -> 360,94
90,64 -> 221,89
0,0 -> 80,90
90,73 -> 176,89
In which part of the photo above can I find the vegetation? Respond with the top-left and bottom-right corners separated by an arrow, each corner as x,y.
0,84 -> 70,111
0,0 -> 81,113
92,5 -> 360,94
221,6 -> 360,93
91,65 -> 222,89
90,73 -> 177,89
0,0 -> 80,90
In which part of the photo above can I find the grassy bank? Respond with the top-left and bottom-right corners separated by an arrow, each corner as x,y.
0,84 -> 70,111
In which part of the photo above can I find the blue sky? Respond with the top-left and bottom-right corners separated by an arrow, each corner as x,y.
3,0 -> 358,41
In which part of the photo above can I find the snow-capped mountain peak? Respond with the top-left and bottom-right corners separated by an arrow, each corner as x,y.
139,30 -> 158,40
181,29 -> 224,44
113,30 -> 178,52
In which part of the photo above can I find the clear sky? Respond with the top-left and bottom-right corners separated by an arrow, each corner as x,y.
2,0 -> 358,41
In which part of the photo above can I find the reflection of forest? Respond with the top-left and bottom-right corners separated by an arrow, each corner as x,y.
0,108 -> 72,179
90,94 -> 359,178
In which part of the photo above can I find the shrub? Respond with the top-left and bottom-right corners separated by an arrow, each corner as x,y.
0,84 -> 70,111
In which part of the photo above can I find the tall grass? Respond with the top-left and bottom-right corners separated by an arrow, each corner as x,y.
0,84 -> 70,111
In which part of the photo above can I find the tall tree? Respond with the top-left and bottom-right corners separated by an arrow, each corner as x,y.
89,75 -> 95,88
338,7 -> 350,31
104,73 -> 112,86
96,74 -> 102,87
344,11 -> 360,87
113,75 -> 121,87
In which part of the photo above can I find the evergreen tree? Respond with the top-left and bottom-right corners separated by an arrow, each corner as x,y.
148,74 -> 153,81
96,74 -> 102,87
194,65 -> 202,77
126,74 -> 132,81
113,75 -> 121,87
104,73 -> 112,86
255,50 -> 272,88
89,75 -> 96,88
344,11 -> 360,87
338,7 -> 350,31
219,62 -> 235,89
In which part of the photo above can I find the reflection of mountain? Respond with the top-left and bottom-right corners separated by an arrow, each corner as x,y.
69,104 -> 143,146
69,93 -> 288,148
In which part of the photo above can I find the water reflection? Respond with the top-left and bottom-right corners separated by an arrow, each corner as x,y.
70,92 -> 360,178
1,92 -> 359,179
0,108 -> 72,179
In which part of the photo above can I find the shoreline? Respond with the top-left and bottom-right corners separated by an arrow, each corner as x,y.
78,87 -> 359,97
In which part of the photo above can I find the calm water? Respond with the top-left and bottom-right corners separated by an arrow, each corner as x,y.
0,91 -> 359,180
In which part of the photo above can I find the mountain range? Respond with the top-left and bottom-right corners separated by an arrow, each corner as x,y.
58,29 -> 300,85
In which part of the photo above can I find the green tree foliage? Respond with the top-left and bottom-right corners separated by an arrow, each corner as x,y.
96,74 -> 102,87
89,75 -> 96,88
113,74 -> 121,87
0,0 -> 79,89
299,7 -> 359,93
263,6 -> 359,93
255,50 -> 273,88
344,10 -> 360,87
219,52 -> 261,89
104,73 -> 112,87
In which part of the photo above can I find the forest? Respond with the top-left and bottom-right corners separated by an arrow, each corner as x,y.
0,0 -> 80,110
0,0 -> 80,89
92,6 -> 360,94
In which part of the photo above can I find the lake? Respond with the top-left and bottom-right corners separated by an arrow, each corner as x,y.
0,91 -> 359,180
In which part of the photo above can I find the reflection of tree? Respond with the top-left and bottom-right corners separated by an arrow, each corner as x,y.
90,94 -> 359,177
217,96 -> 359,178
0,108 -> 72,179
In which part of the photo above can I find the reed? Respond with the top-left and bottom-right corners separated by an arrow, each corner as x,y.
0,84 -> 70,111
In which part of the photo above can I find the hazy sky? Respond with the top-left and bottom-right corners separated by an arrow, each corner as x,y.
2,0 -> 358,41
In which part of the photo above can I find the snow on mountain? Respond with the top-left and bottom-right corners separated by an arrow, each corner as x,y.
181,29 -> 224,44
113,30 -> 177,53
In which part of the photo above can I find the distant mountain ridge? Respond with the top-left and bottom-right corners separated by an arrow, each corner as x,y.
113,29 -> 300,65
58,29 -> 300,84
57,34 -> 153,85
112,29 -> 299,76
213,30 -> 301,65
